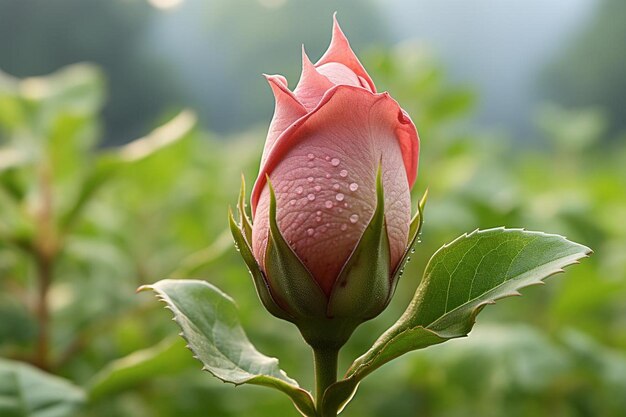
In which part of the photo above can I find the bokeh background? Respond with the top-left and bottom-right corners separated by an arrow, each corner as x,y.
1,0 -> 625,416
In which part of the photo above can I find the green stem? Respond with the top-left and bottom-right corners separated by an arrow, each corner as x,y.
313,347 -> 339,416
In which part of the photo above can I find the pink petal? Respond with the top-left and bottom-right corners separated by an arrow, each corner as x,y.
316,14 -> 377,93
260,74 -> 307,167
316,62 -> 362,89
293,47 -> 334,111
251,85 -> 418,294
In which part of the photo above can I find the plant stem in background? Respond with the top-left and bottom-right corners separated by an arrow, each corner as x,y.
313,347 -> 339,415
33,163 -> 57,371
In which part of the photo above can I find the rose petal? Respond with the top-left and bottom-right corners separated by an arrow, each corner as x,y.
260,74 -> 307,167
316,14 -> 376,93
316,62 -> 362,89
252,86 -> 418,294
293,47 -> 334,111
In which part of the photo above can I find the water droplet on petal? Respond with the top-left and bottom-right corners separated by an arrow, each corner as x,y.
349,214 -> 359,223
307,153 -> 315,160
335,193 -> 344,202
325,156 -> 330,161
307,176 -> 314,183
307,193 -> 316,201
314,185 -> 321,192
410,248 -> 416,253
344,202 -> 349,208
326,173 -> 331,179
324,200 -> 333,209
331,158 -> 340,167
316,217 -> 322,222
289,199 -> 296,206
349,182 -> 358,191
340,224 -> 347,231
339,169 -> 348,177
295,186 -> 303,194
316,211 -> 322,216
307,228 -> 315,236
333,184 -> 340,190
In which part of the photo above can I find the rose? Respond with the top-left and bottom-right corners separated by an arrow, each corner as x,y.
232,16 -> 419,348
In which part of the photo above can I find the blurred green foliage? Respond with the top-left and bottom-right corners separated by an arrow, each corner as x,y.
542,0 -> 626,134
1,39 -> 626,417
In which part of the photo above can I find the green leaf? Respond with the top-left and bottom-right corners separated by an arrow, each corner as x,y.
140,279 -> 316,417
88,336 -> 197,401
0,358 -> 85,417
60,110 -> 196,232
322,228 -> 591,414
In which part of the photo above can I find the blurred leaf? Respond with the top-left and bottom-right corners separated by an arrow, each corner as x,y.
0,358 -> 85,417
140,279 -> 317,417
535,103 -> 607,151
323,228 -> 591,413
60,110 -> 196,232
88,336 -> 197,401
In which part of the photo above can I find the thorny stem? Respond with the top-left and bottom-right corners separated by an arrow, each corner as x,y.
313,347 -> 339,416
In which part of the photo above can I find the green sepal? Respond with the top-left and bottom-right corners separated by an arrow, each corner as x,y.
388,188 -> 428,303
327,165 -> 391,320
237,174 -> 253,244
264,177 -> 328,319
229,207 -> 292,321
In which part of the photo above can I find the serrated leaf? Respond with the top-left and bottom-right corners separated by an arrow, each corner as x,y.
0,358 -> 85,417
140,279 -> 316,417
322,228 -> 591,414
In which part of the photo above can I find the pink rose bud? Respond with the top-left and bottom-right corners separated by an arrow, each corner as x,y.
231,16 -> 420,348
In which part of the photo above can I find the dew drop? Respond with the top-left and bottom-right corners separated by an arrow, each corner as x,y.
314,185 -> 322,192
349,182 -> 358,191
335,193 -> 345,202
325,156 -> 330,161
331,158 -> 340,167
340,224 -> 347,231
307,153 -> 315,160
325,173 -> 331,179
295,186 -> 303,195
339,169 -> 348,177
324,200 -> 333,209
316,217 -> 322,222
333,184 -> 340,190
306,228 -> 315,236
289,199 -> 296,206
307,193 -> 316,201
344,202 -> 349,208
349,214 -> 359,223
307,176 -> 314,183
410,248 -> 416,254
316,211 -> 322,216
